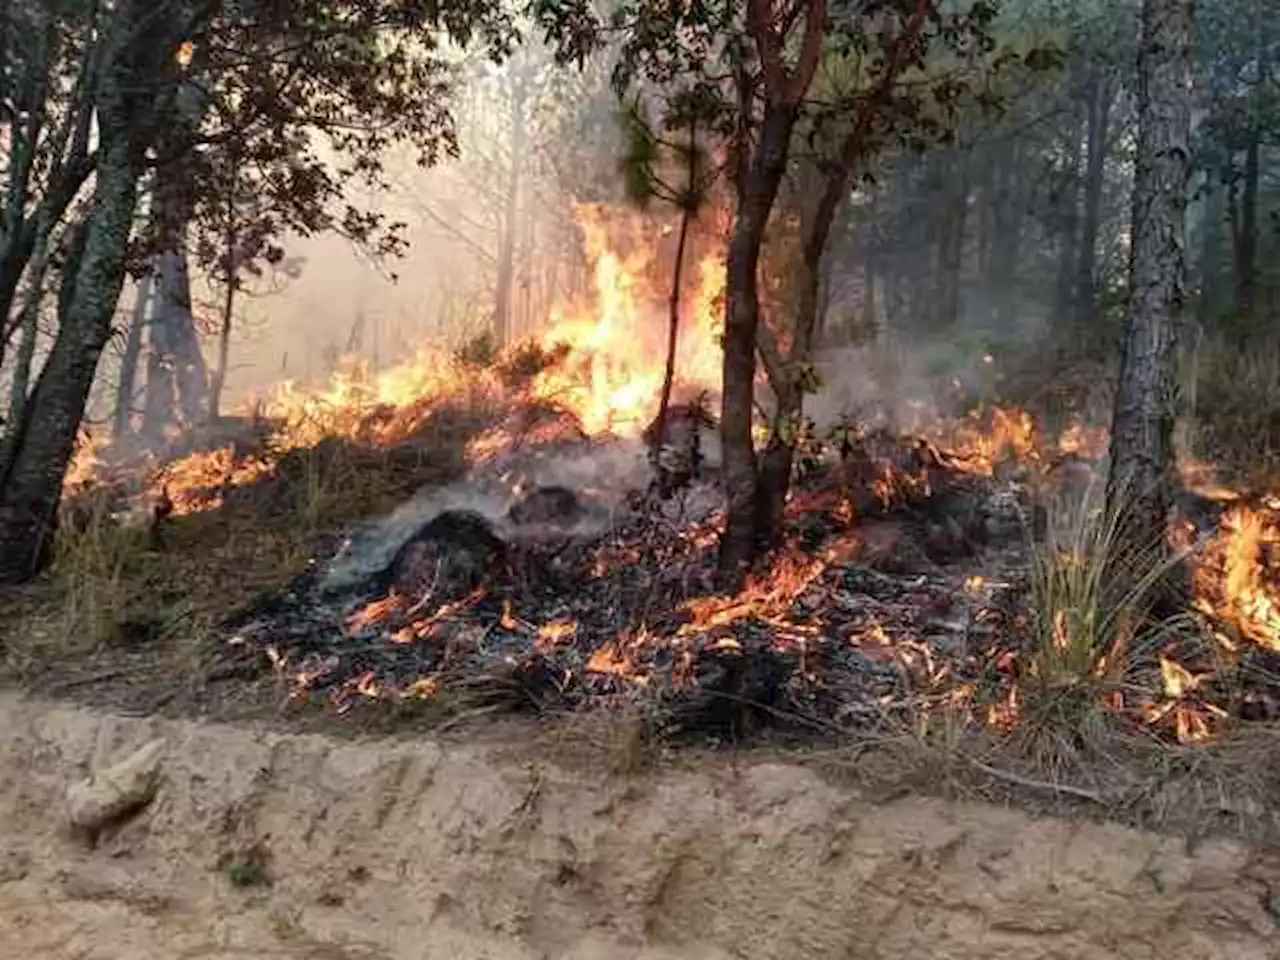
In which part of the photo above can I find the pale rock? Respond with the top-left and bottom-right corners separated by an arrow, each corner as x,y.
66,738 -> 166,835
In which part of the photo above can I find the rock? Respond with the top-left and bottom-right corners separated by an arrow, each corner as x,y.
0,849 -> 30,883
66,738 -> 166,838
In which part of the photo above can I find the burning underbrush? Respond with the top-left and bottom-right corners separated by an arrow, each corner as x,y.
162,385 -> 1274,765
34,206 -> 1280,782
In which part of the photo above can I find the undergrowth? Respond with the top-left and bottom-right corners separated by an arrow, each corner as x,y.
1186,333 -> 1280,489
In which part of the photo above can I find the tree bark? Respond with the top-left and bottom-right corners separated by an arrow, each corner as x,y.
6,217 -> 56,425
1106,0 -> 1192,554
1053,101 -> 1084,340
114,269 -> 153,439
1074,70 -> 1114,331
719,102 -> 799,581
1233,129 -> 1259,321
654,121 -> 698,459
936,148 -> 970,329
494,67 -> 528,347
0,142 -> 142,583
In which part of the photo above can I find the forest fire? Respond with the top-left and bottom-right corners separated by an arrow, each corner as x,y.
55,205 -> 1280,750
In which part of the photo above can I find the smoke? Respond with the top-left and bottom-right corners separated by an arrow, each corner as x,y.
319,436 -> 654,594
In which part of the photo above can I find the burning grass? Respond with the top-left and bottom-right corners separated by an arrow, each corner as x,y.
6,210 -> 1280,837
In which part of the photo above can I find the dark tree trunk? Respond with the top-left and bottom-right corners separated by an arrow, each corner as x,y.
654,121 -> 698,459
1196,177 -> 1224,324
936,149 -> 970,329
0,142 -> 142,583
1106,0 -> 1192,553
989,139 -> 1023,327
719,103 -> 799,581
1233,130 -> 1259,320
1075,71 -> 1114,331
1053,104 -> 1084,340
6,218 -> 55,424
114,269 -> 152,439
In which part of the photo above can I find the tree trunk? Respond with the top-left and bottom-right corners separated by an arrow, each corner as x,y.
494,71 -> 528,347
7,220 -> 55,424
1106,0 -> 1192,554
1195,177 -> 1224,324
113,269 -> 153,439
990,139 -> 1023,328
0,141 -> 142,583
654,122 -> 698,459
936,149 -> 970,329
1074,71 -> 1114,331
719,103 -> 799,581
208,269 -> 236,422
1233,129 -> 1259,321
1053,105 -> 1084,341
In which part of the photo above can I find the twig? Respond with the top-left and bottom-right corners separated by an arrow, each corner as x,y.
962,755 -> 1111,806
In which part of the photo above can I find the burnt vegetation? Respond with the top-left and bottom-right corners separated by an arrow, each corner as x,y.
2,0 -> 1280,829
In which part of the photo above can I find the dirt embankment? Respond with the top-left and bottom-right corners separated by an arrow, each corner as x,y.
0,692 -> 1277,960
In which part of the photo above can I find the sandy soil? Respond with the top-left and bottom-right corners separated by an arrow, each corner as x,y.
0,691 -> 1278,960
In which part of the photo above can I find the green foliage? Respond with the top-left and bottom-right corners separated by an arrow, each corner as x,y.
618,99 -> 661,209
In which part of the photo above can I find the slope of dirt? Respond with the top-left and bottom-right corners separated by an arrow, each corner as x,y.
0,691 -> 1278,960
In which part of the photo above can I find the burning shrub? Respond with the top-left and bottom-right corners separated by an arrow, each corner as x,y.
454,330 -> 499,368
496,339 -> 573,389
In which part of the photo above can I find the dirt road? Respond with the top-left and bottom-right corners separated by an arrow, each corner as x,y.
0,692 -> 1276,959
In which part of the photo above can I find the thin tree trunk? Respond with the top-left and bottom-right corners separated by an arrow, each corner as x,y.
1106,0 -> 1192,554
113,269 -> 152,439
208,147 -> 240,422
1233,130 -> 1259,320
7,219 -> 55,423
1054,103 -> 1085,340
1195,177 -> 1223,324
494,70 -> 528,347
209,267 -> 236,421
1075,71 -> 1114,331
654,121 -> 698,458
720,102 -> 800,580
938,150 -> 969,329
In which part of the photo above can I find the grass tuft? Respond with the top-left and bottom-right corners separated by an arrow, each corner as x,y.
1011,476 -> 1195,767
51,496 -> 157,652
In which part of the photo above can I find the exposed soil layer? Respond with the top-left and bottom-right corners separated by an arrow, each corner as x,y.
1,691 -> 1278,959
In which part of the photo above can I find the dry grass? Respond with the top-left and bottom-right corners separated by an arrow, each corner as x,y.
1186,333 -> 1280,488
1,399 -> 490,695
